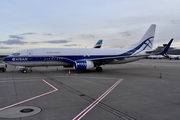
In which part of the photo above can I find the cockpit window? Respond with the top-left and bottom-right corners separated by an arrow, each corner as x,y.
11,53 -> 20,56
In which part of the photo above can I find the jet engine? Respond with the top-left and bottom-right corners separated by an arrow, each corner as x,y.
74,60 -> 94,70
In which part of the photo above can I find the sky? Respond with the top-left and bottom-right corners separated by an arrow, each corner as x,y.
0,0 -> 180,54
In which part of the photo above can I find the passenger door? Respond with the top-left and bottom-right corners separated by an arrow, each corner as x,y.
27,50 -> 33,66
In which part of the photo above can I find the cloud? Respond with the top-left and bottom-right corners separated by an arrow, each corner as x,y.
0,34 -> 28,45
64,44 -> 80,46
9,35 -> 24,39
0,40 -> 28,45
170,19 -> 180,24
44,39 -> 71,44
30,42 -> 40,44
119,31 -> 131,37
0,46 -> 12,49
21,32 -> 37,35
43,33 -> 53,35
81,34 -> 95,38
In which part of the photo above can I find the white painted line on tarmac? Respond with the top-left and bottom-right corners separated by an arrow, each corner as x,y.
0,79 -> 58,111
73,78 -> 123,120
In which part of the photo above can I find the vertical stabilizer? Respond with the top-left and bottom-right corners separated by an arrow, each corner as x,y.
159,38 -> 173,56
129,24 -> 156,56
136,24 -> 156,50
94,39 -> 103,48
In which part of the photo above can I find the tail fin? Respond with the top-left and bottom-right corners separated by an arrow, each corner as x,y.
131,24 -> 156,55
136,24 -> 156,50
159,38 -> 173,57
93,39 -> 103,48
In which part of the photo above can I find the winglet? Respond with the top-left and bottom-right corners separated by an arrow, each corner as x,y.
159,38 -> 173,56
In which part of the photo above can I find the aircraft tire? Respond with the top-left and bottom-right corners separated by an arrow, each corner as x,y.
96,67 -> 102,72
23,69 -> 27,73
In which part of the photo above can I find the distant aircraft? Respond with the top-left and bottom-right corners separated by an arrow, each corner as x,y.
147,38 -> 174,59
159,38 -> 173,57
93,39 -> 103,48
167,54 -> 180,60
3,24 -> 156,73
147,55 -> 164,59
158,38 -> 180,60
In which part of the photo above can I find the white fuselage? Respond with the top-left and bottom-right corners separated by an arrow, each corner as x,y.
4,47 -> 148,67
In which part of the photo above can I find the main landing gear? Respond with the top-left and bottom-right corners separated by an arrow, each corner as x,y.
96,66 -> 102,72
20,68 -> 33,73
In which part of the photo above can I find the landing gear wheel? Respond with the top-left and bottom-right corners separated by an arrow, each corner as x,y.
96,67 -> 102,72
23,69 -> 27,73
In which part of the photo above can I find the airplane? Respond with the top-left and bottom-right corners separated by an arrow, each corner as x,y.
147,55 -> 164,59
93,39 -> 103,48
147,38 -> 174,59
3,24 -> 156,73
157,38 -> 179,60
159,38 -> 173,56
168,54 -> 180,60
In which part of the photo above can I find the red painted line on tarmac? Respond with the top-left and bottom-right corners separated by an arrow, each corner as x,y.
73,78 -> 123,120
0,79 -> 58,111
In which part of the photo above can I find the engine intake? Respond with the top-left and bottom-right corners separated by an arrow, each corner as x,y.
74,60 -> 94,70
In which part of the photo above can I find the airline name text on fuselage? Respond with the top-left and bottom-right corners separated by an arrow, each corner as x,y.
12,58 -> 28,61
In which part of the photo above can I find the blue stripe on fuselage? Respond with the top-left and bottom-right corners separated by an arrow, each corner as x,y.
121,36 -> 154,56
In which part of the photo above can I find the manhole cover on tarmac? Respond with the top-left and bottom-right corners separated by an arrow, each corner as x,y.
0,106 -> 41,118
20,108 -> 34,113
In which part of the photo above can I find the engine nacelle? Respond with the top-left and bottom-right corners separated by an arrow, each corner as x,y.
74,60 -> 94,70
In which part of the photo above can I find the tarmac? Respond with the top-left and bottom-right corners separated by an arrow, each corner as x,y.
0,59 -> 180,120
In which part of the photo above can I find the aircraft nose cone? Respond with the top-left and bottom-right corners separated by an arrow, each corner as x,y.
3,57 -> 7,62
3,57 -> 9,62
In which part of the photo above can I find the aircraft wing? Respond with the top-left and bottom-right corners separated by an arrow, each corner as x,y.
85,54 -> 148,65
